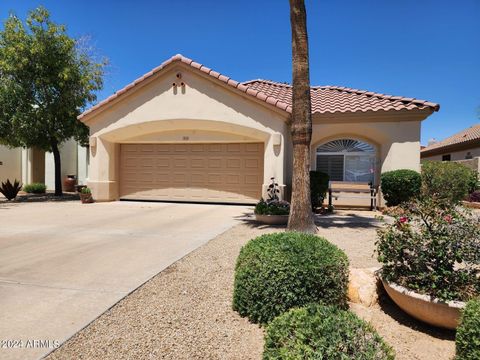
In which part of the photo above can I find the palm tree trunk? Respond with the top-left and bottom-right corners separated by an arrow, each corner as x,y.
287,0 -> 316,233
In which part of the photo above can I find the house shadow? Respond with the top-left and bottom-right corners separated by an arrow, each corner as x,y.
377,291 -> 456,341
233,211 -> 287,230
235,209 -> 384,231
314,211 -> 384,229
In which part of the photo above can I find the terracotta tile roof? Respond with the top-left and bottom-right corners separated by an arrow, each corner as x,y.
243,79 -> 440,114
79,54 -> 439,120
421,123 -> 480,154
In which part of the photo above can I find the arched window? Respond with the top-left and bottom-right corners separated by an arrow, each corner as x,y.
316,139 -> 376,183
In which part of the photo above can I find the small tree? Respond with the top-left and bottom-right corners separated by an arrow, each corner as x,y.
0,7 -> 105,195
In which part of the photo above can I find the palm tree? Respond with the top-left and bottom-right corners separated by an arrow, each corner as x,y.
287,0 -> 316,233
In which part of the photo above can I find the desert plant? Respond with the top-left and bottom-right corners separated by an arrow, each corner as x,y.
381,169 -> 421,206
422,161 -> 478,204
310,170 -> 329,210
0,179 -> 22,200
233,232 -> 349,324
22,183 -> 47,194
376,198 -> 480,302
264,304 -> 395,360
456,298 -> 480,360
80,187 -> 91,194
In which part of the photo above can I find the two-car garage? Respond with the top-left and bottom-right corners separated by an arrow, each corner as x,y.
119,143 -> 264,204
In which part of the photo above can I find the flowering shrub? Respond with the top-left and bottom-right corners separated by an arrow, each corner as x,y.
376,198 -> 480,302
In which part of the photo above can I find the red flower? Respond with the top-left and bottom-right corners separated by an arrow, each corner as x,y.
399,216 -> 408,224
444,215 -> 452,223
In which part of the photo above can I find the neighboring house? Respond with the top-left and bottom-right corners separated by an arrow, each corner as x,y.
421,124 -> 480,162
0,141 -> 88,189
79,54 -> 439,206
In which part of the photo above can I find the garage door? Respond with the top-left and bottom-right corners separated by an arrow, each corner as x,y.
120,143 -> 264,203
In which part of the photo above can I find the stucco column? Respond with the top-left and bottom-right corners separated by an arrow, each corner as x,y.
88,138 -> 119,201
262,133 -> 287,200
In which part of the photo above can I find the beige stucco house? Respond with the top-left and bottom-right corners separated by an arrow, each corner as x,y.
78,54 -> 439,205
421,124 -> 480,162
0,141 -> 88,189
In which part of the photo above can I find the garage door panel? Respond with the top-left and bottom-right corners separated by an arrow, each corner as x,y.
120,143 -> 263,203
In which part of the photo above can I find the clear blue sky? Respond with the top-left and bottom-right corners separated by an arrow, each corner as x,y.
1,0 -> 479,144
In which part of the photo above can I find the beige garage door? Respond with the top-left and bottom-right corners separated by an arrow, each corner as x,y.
120,143 -> 264,203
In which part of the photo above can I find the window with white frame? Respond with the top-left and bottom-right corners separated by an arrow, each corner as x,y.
316,139 -> 376,183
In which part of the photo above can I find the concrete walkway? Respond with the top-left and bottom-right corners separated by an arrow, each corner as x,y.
0,201 -> 249,360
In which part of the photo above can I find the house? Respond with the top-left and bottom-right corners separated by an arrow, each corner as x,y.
78,54 -> 439,206
0,141 -> 88,189
421,124 -> 480,161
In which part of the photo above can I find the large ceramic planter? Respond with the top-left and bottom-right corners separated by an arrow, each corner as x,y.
381,279 -> 465,330
63,175 -> 77,192
255,214 -> 289,225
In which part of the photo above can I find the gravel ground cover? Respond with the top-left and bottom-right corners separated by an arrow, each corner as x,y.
47,210 -> 455,360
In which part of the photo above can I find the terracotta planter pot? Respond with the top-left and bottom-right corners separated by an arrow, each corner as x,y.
462,200 -> 480,209
80,193 -> 94,204
63,175 -> 77,192
381,279 -> 465,330
255,214 -> 289,225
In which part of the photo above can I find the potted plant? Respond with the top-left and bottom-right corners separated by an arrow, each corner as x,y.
254,178 -> 290,225
80,187 -> 94,204
376,198 -> 480,329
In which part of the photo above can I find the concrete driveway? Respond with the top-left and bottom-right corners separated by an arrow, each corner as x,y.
0,201 -> 249,360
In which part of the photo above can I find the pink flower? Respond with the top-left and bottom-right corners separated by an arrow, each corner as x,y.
399,216 -> 408,224
444,215 -> 452,223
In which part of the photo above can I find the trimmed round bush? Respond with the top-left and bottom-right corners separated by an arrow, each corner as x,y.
456,299 -> 480,360
381,169 -> 421,206
232,232 -> 349,324
264,304 -> 395,360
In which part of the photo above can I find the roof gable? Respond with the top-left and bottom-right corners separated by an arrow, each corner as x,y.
79,54 -> 291,121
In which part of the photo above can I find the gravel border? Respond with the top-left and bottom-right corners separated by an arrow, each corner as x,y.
46,212 -> 455,360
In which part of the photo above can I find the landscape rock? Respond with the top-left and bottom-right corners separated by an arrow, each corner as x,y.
348,267 -> 381,307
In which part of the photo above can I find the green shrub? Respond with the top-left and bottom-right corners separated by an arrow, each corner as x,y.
23,183 -> 47,194
233,232 -> 349,324
0,179 -> 22,200
376,198 -> 480,302
80,187 -> 91,194
422,161 -> 478,204
310,170 -> 329,210
264,304 -> 395,360
254,199 -> 290,215
456,299 -> 480,360
381,169 -> 421,206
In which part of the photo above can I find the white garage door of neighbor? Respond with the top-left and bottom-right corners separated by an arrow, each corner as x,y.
120,143 -> 264,203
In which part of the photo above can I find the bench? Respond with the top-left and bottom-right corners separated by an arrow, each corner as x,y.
328,181 -> 378,211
